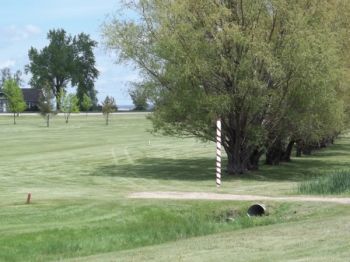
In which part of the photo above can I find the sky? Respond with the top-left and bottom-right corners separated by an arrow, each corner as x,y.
0,0 -> 137,105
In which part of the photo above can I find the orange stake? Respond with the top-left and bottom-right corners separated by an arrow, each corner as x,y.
26,193 -> 31,204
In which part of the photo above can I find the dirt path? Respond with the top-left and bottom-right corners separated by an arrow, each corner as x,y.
129,191 -> 350,204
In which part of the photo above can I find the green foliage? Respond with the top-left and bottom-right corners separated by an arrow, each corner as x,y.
0,67 -> 22,88
129,85 -> 148,111
38,85 -> 56,127
26,29 -> 99,109
71,33 -> 99,108
101,96 -> 117,125
2,79 -> 26,124
81,93 -> 93,113
103,0 -> 350,173
298,171 -> 350,195
59,90 -> 79,123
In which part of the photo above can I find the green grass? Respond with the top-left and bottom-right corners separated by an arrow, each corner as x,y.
74,207 -> 350,262
298,170 -> 350,195
1,200 -> 301,261
1,113 -> 350,261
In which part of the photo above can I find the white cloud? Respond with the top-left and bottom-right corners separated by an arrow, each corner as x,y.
0,59 -> 16,68
25,24 -> 41,35
1,24 -> 42,42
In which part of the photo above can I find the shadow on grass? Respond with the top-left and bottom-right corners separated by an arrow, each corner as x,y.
89,157 -> 348,183
301,137 -> 350,158
255,158 -> 348,182
89,138 -> 350,182
90,158 -> 215,181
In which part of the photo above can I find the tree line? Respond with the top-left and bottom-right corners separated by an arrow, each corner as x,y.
102,0 -> 350,174
0,68 -> 117,126
25,28 -> 148,112
1,27 -> 146,125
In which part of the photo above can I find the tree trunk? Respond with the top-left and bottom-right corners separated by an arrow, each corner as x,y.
224,131 -> 249,174
224,140 -> 262,174
56,100 -> 60,111
302,144 -> 312,155
296,140 -> 303,157
55,87 -> 61,111
226,151 -> 247,174
320,138 -> 327,148
106,113 -> 109,125
222,113 -> 263,174
280,140 -> 294,162
47,114 -> 50,127
248,148 -> 264,170
265,139 -> 283,165
225,147 -> 263,173
265,148 -> 281,165
13,112 -> 16,125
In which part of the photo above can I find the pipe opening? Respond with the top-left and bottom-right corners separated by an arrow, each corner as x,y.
247,204 -> 266,217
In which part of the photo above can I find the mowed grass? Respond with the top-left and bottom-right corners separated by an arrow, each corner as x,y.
1,113 -> 350,261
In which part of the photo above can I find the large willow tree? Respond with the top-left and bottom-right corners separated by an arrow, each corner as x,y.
103,0 -> 349,174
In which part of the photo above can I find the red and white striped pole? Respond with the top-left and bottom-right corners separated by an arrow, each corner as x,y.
216,118 -> 222,187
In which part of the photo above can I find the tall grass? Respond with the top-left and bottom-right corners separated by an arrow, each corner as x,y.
298,171 -> 350,195
0,201 -> 290,261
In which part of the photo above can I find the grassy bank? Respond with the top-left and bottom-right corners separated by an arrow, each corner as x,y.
1,113 -> 349,261
74,206 -> 350,262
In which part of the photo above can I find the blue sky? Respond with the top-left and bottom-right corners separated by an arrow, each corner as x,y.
0,0 -> 137,105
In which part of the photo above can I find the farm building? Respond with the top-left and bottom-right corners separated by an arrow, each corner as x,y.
0,88 -> 41,112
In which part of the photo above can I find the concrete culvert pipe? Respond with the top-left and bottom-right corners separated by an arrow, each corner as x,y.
247,204 -> 266,217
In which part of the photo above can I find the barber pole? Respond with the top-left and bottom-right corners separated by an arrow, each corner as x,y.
216,119 -> 222,187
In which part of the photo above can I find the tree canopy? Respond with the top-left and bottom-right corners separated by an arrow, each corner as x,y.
103,0 -> 350,174
129,84 -> 148,111
2,79 -> 26,124
0,68 -> 22,88
102,96 -> 117,125
26,29 -> 99,110
59,91 -> 79,124
38,85 -> 56,128
81,93 -> 93,114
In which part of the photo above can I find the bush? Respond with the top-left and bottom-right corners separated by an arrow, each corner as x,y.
298,171 -> 350,195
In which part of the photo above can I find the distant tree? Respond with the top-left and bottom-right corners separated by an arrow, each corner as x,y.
26,29 -> 99,110
102,96 -> 116,125
81,93 -> 93,116
0,68 -> 22,88
39,85 -> 56,127
129,85 -> 148,111
71,33 -> 99,108
2,79 -> 26,124
26,29 -> 73,110
59,91 -> 79,124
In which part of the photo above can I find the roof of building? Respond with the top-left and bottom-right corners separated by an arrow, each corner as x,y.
21,88 -> 41,102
